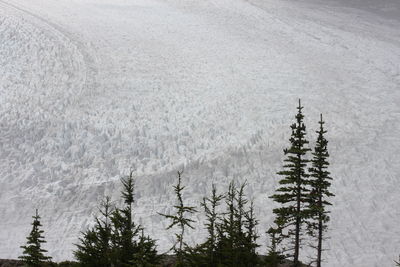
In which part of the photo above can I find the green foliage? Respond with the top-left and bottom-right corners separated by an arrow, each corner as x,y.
130,229 -> 161,267
74,197 -> 113,267
110,171 -> 142,266
159,171 -> 197,266
75,172 -> 159,267
264,227 -> 284,267
270,99 -> 311,266
184,184 -> 224,267
307,114 -> 334,267
215,182 -> 259,267
19,209 -> 52,267
56,261 -> 80,267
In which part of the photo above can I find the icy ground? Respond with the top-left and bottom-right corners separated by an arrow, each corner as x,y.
0,0 -> 399,266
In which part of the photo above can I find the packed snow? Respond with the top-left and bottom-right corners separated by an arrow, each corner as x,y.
0,0 -> 399,266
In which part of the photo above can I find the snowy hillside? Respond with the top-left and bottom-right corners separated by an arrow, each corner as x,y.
1,0 -> 399,266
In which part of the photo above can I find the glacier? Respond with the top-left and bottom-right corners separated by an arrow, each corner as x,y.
0,0 -> 399,266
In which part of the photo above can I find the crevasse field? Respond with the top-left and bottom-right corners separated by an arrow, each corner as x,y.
0,0 -> 399,266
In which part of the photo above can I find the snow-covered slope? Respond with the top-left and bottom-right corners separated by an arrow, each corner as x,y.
1,0 -> 399,266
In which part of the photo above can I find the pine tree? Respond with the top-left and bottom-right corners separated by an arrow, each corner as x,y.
111,171 -> 141,266
270,99 -> 311,267
216,181 -> 238,267
130,228 -> 161,267
265,225 -> 284,267
243,200 -> 260,266
74,197 -> 113,267
216,182 -> 259,267
189,184 -> 224,267
19,209 -> 52,267
307,114 -> 334,267
159,171 -> 197,266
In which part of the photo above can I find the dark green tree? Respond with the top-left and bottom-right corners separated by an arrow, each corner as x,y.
243,200 -> 260,266
307,114 -> 334,267
130,228 -> 161,267
216,181 -> 238,267
264,225 -> 284,267
201,184 -> 224,266
110,171 -> 141,266
187,184 -> 224,267
216,182 -> 259,267
19,209 -> 52,267
74,197 -> 113,267
270,99 -> 311,267
159,171 -> 197,267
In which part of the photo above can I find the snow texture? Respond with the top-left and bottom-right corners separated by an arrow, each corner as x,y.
0,0 -> 399,266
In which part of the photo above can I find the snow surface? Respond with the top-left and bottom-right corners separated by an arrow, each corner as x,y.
0,0 -> 399,266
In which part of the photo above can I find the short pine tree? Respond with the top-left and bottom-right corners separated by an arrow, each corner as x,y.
216,181 -> 239,267
265,225 -> 284,267
270,99 -> 311,267
307,114 -> 334,267
159,171 -> 197,267
243,200 -> 260,266
216,182 -> 259,267
19,209 -> 52,267
130,228 -> 161,267
188,184 -> 224,267
74,197 -> 113,267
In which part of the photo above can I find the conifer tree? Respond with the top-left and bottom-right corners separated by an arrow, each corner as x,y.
130,228 -> 160,267
216,181 -> 238,267
111,171 -> 141,266
265,225 -> 284,267
188,184 -> 224,267
270,99 -> 311,267
308,114 -> 334,267
159,171 -> 197,266
74,197 -> 113,267
243,200 -> 260,266
216,182 -> 259,267
19,209 -> 52,267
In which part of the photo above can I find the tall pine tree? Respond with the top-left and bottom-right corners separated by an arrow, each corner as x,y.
111,171 -> 141,266
270,99 -> 311,267
308,114 -> 334,267
19,209 -> 52,267
159,171 -> 197,267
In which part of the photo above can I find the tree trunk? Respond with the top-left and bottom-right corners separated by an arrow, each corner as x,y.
317,196 -> 323,267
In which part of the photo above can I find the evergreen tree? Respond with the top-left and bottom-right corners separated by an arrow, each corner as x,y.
307,114 -> 334,267
74,197 -> 113,267
111,171 -> 141,266
188,184 -> 224,267
270,99 -> 311,267
201,184 -> 224,266
130,228 -> 161,267
264,225 -> 284,267
216,182 -> 259,267
159,171 -> 197,267
243,200 -> 260,266
216,181 -> 238,267
19,209 -> 52,267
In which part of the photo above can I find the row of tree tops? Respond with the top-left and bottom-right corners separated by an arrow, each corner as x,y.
19,99 -> 336,267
